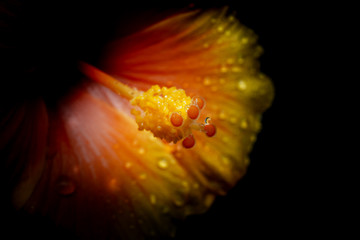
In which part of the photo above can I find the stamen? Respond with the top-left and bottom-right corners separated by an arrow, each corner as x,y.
192,96 -> 205,110
204,124 -> 216,137
170,112 -> 183,127
79,62 -> 139,100
187,105 -> 199,120
182,135 -> 195,148
80,62 -> 216,148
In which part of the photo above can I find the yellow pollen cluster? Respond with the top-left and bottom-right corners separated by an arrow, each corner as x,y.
130,85 -> 192,143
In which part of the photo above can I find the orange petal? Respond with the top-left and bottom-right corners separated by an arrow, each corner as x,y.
0,100 -> 48,209
101,8 -> 274,193
21,83 -> 214,238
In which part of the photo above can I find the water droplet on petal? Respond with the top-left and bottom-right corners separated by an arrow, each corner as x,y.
157,159 -> 169,169
242,37 -> 249,44
125,162 -> 132,169
203,77 -> 211,86
222,136 -> 229,143
220,66 -> 228,73
222,157 -> 230,165
150,194 -> 157,205
139,173 -> 147,180
138,148 -> 145,154
162,206 -> 170,214
240,119 -> 248,129
245,157 -> 250,166
173,197 -> 185,207
56,175 -> 76,196
219,112 -> 226,120
230,117 -> 237,124
181,181 -> 189,190
238,80 -> 247,90
204,194 -> 215,207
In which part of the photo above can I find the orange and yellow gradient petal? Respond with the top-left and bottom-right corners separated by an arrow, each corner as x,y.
2,8 -> 274,239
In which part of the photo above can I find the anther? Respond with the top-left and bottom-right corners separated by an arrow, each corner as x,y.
192,96 -> 205,110
182,135 -> 195,148
187,105 -> 200,120
170,112 -> 183,127
204,124 -> 216,137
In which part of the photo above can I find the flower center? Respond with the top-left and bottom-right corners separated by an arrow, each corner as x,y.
80,62 -> 216,147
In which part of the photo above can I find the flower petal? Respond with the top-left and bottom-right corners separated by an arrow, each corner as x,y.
101,9 -> 274,194
0,99 -> 48,209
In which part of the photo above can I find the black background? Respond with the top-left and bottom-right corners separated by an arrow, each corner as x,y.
1,0 -> 328,239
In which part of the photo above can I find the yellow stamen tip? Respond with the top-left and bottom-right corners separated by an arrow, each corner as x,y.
130,85 -> 192,143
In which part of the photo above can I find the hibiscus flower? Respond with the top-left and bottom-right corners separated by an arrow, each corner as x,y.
1,2 -> 273,239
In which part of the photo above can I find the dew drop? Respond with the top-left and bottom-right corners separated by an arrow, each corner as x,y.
220,66 -> 228,73
181,181 -> 189,190
244,157 -> 250,166
125,162 -> 132,169
232,66 -> 242,72
238,80 -> 247,90
138,148 -> 145,154
230,117 -> 237,124
219,112 -> 226,120
162,206 -> 170,214
217,26 -> 224,32
204,194 -> 215,207
139,173 -> 147,180
222,156 -> 230,165
240,119 -> 248,129
211,86 -> 218,92
150,194 -> 157,205
226,58 -> 234,64
222,136 -> 229,143
173,197 -> 185,207
56,175 -> 76,196
238,58 -> 245,64
157,159 -> 169,169
203,77 -> 211,86
108,178 -> 119,191
250,134 -> 256,142
254,120 -> 262,131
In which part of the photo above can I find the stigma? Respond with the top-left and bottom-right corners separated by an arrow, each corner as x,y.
131,85 -> 216,146
80,62 -> 215,148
